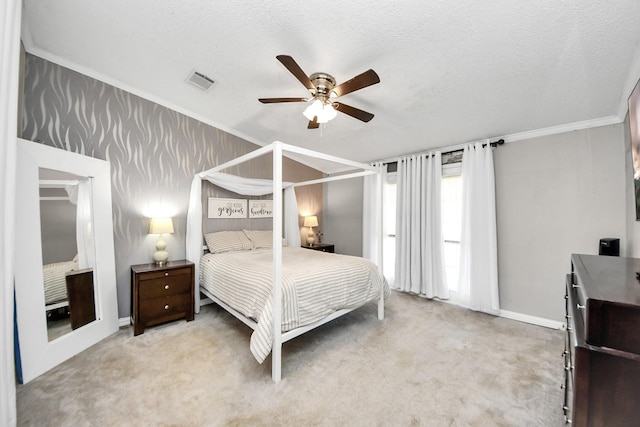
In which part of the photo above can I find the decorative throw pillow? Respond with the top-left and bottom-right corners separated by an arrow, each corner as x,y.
204,230 -> 254,253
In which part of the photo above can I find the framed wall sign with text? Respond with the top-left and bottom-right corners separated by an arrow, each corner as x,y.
249,200 -> 273,218
208,198 -> 247,219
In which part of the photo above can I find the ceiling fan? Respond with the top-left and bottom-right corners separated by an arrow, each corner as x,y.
259,55 -> 380,129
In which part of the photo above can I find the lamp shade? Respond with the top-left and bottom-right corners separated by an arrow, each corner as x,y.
303,215 -> 318,228
149,217 -> 174,234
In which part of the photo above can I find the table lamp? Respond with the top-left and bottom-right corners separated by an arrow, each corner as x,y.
303,215 -> 318,246
149,217 -> 174,264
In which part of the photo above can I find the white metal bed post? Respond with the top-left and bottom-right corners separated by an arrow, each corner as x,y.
272,141 -> 283,383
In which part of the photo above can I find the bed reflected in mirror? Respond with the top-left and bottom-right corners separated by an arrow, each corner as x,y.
39,168 -> 98,341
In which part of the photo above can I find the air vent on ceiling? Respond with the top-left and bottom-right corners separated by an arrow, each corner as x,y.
186,70 -> 215,91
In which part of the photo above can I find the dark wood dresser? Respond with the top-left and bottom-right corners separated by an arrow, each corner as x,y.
131,260 -> 194,336
563,254 -> 640,426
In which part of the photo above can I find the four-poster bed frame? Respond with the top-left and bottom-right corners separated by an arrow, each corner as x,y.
186,141 -> 384,382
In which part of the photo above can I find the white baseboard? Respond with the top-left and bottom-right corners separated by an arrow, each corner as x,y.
119,304 -> 563,331
499,309 -> 565,330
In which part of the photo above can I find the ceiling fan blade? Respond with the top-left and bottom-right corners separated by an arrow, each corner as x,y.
332,69 -> 380,97
333,102 -> 375,122
307,116 -> 320,129
259,97 -> 308,104
276,55 -> 315,93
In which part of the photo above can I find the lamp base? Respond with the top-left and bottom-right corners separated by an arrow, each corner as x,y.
306,236 -> 315,246
153,236 -> 169,264
153,250 -> 169,265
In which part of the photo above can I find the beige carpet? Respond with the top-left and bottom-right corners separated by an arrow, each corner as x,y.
17,291 -> 564,426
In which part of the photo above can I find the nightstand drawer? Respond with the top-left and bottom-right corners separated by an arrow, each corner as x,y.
138,267 -> 192,282
138,272 -> 192,300
139,293 -> 190,322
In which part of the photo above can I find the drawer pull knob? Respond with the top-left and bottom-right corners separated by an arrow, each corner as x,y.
572,284 -> 580,289
164,304 -> 169,310
164,272 -> 169,277
562,350 -> 569,357
566,326 -> 572,332
560,384 -> 566,390
564,365 -> 574,371
164,284 -> 170,290
576,304 -> 585,310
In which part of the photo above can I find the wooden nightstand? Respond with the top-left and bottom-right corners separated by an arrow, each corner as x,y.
301,243 -> 334,253
131,260 -> 194,336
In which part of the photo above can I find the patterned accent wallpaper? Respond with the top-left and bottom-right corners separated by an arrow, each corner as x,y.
21,54 -> 322,316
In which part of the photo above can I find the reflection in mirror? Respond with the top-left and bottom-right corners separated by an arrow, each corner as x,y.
39,168 -> 98,341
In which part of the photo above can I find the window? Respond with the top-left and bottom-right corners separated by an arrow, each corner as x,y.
441,163 -> 463,294
382,170 -> 397,287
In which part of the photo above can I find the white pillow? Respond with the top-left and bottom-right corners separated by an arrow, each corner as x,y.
243,229 -> 274,249
204,231 -> 254,253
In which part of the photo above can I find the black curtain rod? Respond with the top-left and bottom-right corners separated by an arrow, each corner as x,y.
387,138 -> 505,165
442,138 -> 505,155
483,138 -> 505,149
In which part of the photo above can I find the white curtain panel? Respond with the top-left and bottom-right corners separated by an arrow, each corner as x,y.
1,0 -> 21,424
394,153 -> 448,299
362,162 -> 383,265
458,143 -> 500,315
75,180 -> 95,269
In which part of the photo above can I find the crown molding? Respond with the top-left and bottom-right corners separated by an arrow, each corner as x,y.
499,115 -> 623,144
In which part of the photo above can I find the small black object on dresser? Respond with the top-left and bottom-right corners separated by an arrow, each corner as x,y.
131,260 -> 195,336
598,238 -> 620,256
301,243 -> 334,253
563,254 -> 640,426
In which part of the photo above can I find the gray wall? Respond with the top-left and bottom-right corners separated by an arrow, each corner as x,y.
323,123 -> 629,322
323,178 -> 364,256
21,54 -> 322,318
495,124 -> 627,321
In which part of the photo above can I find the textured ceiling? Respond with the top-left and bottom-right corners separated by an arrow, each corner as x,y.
21,1 -> 640,172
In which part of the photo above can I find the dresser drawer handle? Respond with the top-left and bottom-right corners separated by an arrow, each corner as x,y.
564,365 -> 574,372
164,272 -> 169,277
164,304 -> 169,310
561,350 -> 569,357
560,384 -> 566,390
576,304 -> 585,310
571,284 -> 580,289
164,284 -> 170,290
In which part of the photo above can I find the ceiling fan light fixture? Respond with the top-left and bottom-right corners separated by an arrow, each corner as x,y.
303,99 -> 337,123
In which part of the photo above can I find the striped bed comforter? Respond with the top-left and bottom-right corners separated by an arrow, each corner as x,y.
200,246 -> 390,363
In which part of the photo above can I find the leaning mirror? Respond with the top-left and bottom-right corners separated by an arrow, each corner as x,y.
15,139 -> 119,383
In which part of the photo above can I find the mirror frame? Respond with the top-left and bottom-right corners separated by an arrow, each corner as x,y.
15,138 -> 119,383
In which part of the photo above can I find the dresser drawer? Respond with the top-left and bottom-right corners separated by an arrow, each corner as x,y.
139,293 -> 190,323
138,272 -> 192,300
